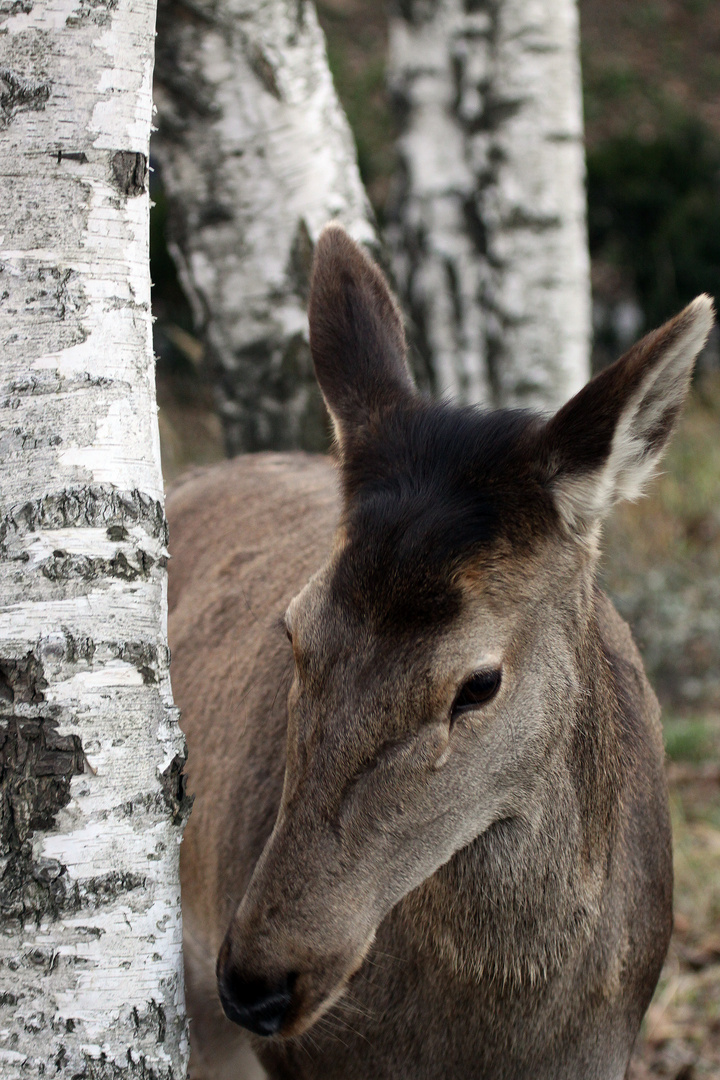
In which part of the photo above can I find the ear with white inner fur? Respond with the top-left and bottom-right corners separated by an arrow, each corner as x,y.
540,295 -> 714,532
308,223 -> 416,448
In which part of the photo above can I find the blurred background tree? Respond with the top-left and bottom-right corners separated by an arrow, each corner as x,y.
386,0 -> 590,412
151,0 -> 720,463
151,0 -> 591,465
152,0 -> 376,458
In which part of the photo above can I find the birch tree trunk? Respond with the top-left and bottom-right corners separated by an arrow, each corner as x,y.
152,0 -> 377,455
387,0 -> 591,410
0,2 -> 188,1076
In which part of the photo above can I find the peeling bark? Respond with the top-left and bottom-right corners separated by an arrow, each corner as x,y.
152,0 -> 377,455
0,1 -> 187,1075
388,0 -> 591,410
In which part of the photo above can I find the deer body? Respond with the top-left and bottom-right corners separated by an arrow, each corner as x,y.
168,228 -> 712,1080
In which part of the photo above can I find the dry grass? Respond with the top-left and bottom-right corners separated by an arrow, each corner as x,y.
602,374 -> 720,713
629,782 -> 720,1079
157,369 -> 225,484
607,375 -> 720,1079
580,0 -> 720,146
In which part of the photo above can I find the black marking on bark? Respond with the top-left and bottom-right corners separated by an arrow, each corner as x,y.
52,267 -> 78,320
20,867 -> 146,925
2,266 -> 86,327
485,321 -> 502,404
464,95 -> 523,136
444,256 -> 463,333
52,631 -> 96,666
0,705 -> 149,923
0,714 -> 83,922
115,640 -> 166,684
66,0 -> 118,26
80,870 -> 147,905
0,1 -> 34,18
56,149 -> 89,164
450,51 -> 463,118
29,638 -> 167,686
0,652 -> 47,704
106,295 -> 149,311
0,717 -> 83,844
0,69 -> 50,128
40,549 -> 157,584
3,372 -> 112,406
111,151 -> 148,197
212,322 -> 331,454
397,0 -> 434,26
196,201 -> 234,228
5,427 -> 64,453
133,999 -> 168,1045
160,745 -> 193,827
152,28 -> 219,125
248,43 -> 282,100
74,1051 -> 178,1078
0,487 -> 167,547
1,637 -> 166,683
107,525 -> 129,542
463,193 -> 488,256
503,207 -> 562,233
157,1001 -> 167,1043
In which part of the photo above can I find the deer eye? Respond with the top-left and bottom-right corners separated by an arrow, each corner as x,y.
451,670 -> 502,719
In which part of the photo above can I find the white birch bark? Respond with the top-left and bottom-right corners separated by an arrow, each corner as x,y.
152,0 -> 377,454
0,2 -> 188,1076
387,0 -> 591,411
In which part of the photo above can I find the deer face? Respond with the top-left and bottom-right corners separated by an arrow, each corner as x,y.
216,226 -> 713,1038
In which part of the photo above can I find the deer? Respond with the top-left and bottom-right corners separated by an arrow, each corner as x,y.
167,224 -> 714,1080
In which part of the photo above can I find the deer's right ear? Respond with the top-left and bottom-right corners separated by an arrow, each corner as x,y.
308,224 -> 415,448
540,295 -> 714,533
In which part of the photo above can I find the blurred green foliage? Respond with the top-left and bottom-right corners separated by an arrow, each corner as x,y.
587,119 -> 720,328
664,717 -> 713,762
150,174 -> 192,332
323,41 -> 396,213
316,0 -> 396,217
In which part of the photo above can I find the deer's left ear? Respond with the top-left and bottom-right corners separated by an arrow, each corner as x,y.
540,295 -> 714,532
308,223 -> 415,449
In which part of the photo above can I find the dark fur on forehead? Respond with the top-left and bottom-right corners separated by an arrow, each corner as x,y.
331,400 -> 555,632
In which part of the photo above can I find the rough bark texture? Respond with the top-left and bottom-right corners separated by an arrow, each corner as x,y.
0,2 -> 188,1076
152,0 -> 377,455
387,0 -> 591,410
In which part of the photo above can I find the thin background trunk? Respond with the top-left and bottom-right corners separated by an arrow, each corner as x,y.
153,0 -> 377,455
0,1 -> 187,1074
387,0 -> 591,410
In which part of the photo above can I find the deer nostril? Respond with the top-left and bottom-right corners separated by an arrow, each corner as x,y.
218,968 -> 296,1036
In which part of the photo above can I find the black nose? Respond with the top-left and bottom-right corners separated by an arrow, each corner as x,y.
218,969 -> 295,1036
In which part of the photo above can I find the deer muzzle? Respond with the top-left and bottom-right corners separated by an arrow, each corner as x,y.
216,809 -> 380,1037
216,909 -> 376,1038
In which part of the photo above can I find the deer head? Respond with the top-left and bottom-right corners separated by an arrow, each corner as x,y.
216,225 -> 713,1039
